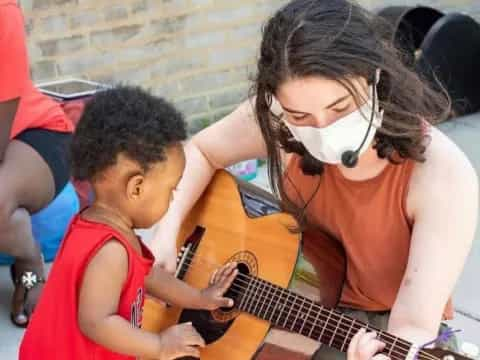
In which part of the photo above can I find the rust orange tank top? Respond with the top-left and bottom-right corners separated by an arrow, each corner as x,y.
284,154 -> 453,318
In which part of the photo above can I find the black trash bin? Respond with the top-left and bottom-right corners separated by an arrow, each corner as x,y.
376,6 -> 445,67
415,13 -> 480,116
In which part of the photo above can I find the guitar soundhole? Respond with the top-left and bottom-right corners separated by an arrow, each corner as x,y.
219,262 -> 250,312
177,252 -> 258,345
212,251 -> 258,322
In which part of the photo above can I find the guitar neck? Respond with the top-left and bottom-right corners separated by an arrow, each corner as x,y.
235,275 -> 413,358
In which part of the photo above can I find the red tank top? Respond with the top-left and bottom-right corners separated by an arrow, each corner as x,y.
0,2 -> 73,138
19,215 -> 154,360
284,155 -> 453,318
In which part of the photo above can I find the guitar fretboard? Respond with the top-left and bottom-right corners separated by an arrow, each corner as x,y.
177,242 -> 417,359
234,275 -> 413,358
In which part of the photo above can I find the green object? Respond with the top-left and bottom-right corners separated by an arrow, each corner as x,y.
228,159 -> 258,181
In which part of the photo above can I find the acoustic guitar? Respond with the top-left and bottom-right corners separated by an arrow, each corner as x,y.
142,170 -> 472,360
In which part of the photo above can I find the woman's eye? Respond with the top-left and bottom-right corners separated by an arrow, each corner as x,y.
291,114 -> 308,121
332,104 -> 350,113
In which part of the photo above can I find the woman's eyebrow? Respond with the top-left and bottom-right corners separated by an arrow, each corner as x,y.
281,105 -> 309,114
325,94 -> 350,109
281,94 -> 351,114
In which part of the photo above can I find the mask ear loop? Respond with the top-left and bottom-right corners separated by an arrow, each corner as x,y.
369,69 -> 383,122
371,69 -> 381,113
375,68 -> 381,86
374,68 -> 382,115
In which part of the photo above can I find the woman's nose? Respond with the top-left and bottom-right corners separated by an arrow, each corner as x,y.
311,112 -> 335,128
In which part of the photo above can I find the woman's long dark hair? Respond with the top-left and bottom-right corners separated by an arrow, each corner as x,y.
251,0 -> 450,229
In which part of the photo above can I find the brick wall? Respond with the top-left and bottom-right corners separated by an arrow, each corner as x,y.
19,0 -> 480,132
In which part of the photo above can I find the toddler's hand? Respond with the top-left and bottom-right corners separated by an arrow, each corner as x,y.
201,262 -> 238,310
156,322 -> 205,359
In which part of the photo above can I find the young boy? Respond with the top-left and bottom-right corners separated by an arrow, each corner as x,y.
19,86 -> 237,360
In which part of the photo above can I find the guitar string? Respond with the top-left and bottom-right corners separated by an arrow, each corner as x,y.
181,252 -> 403,347
181,254 -> 438,360
178,253 -> 440,360
181,254 -> 439,360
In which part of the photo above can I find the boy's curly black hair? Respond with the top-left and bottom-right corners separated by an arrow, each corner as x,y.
71,85 -> 187,181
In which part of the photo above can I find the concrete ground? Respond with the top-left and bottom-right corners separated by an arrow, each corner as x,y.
1,117 -> 480,358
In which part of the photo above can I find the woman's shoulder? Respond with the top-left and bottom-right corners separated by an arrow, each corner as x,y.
419,125 -> 475,178
192,99 -> 270,168
408,124 -> 478,213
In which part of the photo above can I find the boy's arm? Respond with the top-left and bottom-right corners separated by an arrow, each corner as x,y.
145,263 -> 235,310
78,240 -> 203,359
145,265 -> 205,309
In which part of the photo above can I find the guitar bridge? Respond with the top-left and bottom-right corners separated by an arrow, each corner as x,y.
175,226 -> 205,280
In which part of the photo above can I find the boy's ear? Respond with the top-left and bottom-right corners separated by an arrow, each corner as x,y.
126,174 -> 144,200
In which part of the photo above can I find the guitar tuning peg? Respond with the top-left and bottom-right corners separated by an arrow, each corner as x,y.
461,342 -> 479,358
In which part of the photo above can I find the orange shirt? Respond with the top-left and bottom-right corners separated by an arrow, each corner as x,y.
285,155 -> 453,319
0,2 -> 73,138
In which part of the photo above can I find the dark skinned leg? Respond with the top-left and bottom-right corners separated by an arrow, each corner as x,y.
0,140 -> 55,326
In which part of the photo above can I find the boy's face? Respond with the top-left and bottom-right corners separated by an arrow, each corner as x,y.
129,144 -> 185,229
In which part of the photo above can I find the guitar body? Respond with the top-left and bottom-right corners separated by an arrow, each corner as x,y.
142,170 -> 346,359
142,171 -> 475,360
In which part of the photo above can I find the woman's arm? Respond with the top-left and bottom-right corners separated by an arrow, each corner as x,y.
0,99 -> 18,159
388,127 -> 478,344
150,99 -> 268,271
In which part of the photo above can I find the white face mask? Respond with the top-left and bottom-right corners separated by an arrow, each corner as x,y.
283,83 -> 384,165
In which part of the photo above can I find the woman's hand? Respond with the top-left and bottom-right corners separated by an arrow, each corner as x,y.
347,328 -> 390,360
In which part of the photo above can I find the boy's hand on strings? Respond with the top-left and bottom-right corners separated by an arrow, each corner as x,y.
156,322 -> 205,359
201,262 -> 238,310
347,328 -> 390,360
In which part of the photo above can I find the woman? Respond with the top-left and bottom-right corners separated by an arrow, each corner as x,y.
152,0 -> 478,358
0,1 -> 73,326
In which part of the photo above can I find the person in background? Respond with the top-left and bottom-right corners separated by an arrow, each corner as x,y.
0,0 -> 73,327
